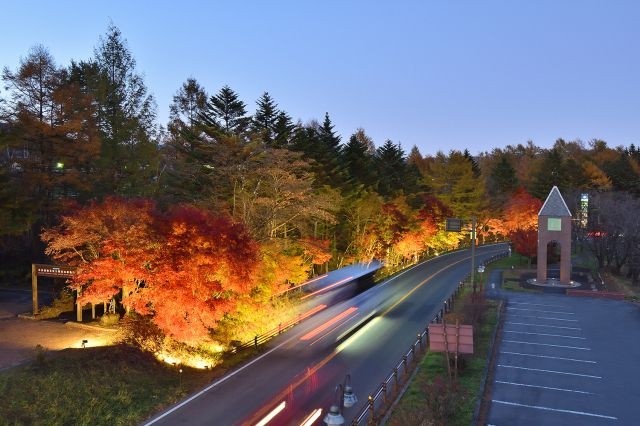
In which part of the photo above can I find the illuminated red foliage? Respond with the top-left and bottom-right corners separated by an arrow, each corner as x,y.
42,198 -> 259,344
510,227 -> 538,258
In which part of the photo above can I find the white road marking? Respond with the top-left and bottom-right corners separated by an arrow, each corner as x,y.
506,321 -> 581,330
507,307 -> 574,315
502,340 -> 590,350
491,399 -> 617,420
503,330 -> 586,339
508,315 -> 579,322
508,301 -> 565,308
495,380 -> 595,394
500,351 -> 596,363
498,364 -> 602,378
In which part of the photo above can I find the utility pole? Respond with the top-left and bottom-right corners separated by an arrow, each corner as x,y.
470,217 -> 476,293
446,217 -> 478,293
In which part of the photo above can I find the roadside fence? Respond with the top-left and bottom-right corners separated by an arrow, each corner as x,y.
350,249 -> 509,425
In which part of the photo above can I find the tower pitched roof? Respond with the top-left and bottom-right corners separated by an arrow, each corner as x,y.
539,186 -> 572,217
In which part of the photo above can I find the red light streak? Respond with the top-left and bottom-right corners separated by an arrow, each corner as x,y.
298,304 -> 327,321
300,307 -> 358,341
300,276 -> 353,300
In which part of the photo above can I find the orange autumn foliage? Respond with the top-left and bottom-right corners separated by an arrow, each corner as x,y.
42,198 -> 259,344
501,187 -> 542,235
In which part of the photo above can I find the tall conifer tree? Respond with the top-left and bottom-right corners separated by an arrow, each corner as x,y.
91,24 -> 159,197
251,92 -> 278,146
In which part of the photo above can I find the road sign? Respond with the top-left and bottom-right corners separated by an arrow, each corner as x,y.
428,323 -> 474,354
445,218 -> 463,232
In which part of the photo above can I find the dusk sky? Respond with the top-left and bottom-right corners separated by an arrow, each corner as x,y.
2,0 -> 639,156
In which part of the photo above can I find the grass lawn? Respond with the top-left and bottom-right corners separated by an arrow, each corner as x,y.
0,344 -> 221,426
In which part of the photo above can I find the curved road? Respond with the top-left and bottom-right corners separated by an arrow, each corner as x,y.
144,243 -> 509,426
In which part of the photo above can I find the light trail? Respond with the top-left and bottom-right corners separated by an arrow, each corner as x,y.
276,274 -> 328,295
299,409 -> 323,426
254,401 -> 286,426
300,277 -> 353,300
300,307 -> 358,341
335,316 -> 382,353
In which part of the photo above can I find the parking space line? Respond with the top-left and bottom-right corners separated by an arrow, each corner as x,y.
507,307 -> 574,315
500,351 -> 596,363
498,364 -> 602,378
502,340 -> 590,350
503,330 -> 586,339
495,380 -> 595,394
508,301 -> 565,308
506,321 -> 581,330
509,315 -> 578,322
491,400 -> 617,420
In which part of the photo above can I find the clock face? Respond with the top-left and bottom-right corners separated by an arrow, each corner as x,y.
547,217 -> 561,231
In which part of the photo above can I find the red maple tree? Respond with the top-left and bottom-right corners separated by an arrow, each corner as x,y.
42,198 -> 259,344
500,188 -> 542,261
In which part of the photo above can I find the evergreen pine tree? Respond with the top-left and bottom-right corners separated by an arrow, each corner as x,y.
205,85 -> 250,137
375,139 -> 407,197
272,110 -> 295,148
251,92 -> 278,146
91,24 -> 159,197
341,131 -> 376,192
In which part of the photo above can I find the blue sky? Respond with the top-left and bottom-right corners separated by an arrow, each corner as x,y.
2,0 -> 639,156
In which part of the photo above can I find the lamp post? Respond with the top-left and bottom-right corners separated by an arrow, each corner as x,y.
324,374 -> 358,425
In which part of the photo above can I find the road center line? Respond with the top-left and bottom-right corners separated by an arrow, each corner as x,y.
500,351 -> 596,363
491,399 -> 617,420
495,380 -> 595,394
502,339 -> 590,350
498,364 -> 602,378
503,330 -> 586,339
506,321 -> 581,330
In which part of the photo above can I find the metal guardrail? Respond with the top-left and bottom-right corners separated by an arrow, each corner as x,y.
349,250 -> 509,425
233,304 -> 326,352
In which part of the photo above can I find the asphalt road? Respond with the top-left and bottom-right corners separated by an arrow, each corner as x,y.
143,243 -> 508,426
486,281 -> 640,425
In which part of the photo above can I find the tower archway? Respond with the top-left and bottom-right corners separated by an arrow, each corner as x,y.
537,187 -> 572,284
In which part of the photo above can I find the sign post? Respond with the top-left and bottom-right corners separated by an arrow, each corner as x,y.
31,264 -> 75,315
446,217 -> 477,292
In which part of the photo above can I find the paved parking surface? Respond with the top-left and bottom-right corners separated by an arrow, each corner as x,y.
487,291 -> 640,425
0,288 -> 117,370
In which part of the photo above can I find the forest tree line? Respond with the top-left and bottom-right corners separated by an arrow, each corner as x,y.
2,25 -> 640,345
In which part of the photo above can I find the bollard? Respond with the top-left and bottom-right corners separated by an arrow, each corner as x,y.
368,395 -> 375,422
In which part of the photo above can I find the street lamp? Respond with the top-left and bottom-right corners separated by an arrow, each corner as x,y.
324,374 -> 358,425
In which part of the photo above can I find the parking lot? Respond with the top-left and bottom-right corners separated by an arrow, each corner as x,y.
487,292 -> 640,425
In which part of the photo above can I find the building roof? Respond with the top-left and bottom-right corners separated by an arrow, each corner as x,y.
539,186 -> 572,217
